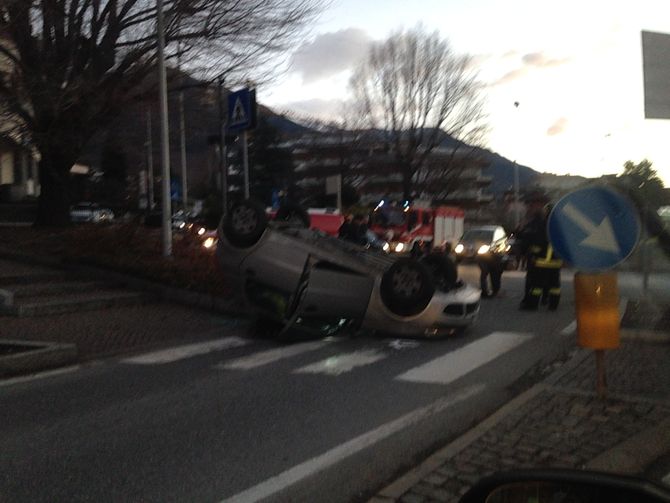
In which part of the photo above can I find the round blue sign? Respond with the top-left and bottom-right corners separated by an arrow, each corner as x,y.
548,186 -> 640,271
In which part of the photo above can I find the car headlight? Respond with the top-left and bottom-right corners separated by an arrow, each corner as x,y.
477,244 -> 491,255
382,242 -> 390,252
179,222 -> 186,229
203,237 -> 216,249
455,243 -> 465,254
394,242 -> 405,253
197,227 -> 206,236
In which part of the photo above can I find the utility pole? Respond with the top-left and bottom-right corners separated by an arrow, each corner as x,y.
218,76 -> 228,214
157,0 -> 172,257
146,109 -> 155,210
513,101 -> 521,228
178,43 -> 188,212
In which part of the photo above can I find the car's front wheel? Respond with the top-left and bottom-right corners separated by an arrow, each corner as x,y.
420,253 -> 458,291
380,258 -> 435,317
221,199 -> 268,248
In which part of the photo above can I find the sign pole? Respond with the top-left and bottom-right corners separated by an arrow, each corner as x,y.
242,129 -> 250,199
218,76 -> 228,215
595,349 -> 607,398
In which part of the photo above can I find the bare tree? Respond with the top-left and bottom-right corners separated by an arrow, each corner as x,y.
350,25 -> 487,202
0,0 -> 324,225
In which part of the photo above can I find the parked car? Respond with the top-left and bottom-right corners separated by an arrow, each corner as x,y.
454,226 -> 510,262
216,199 -> 480,338
69,202 -> 114,223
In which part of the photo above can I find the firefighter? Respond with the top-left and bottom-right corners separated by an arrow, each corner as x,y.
518,195 -> 563,311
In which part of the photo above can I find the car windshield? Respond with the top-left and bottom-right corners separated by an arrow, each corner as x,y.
372,206 -> 407,227
1,2 -> 670,503
462,230 -> 495,242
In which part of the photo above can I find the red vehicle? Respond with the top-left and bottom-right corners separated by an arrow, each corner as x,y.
266,207 -> 344,236
371,202 -> 464,255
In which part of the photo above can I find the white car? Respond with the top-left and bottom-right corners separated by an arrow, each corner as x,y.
216,199 -> 480,338
69,202 -> 115,223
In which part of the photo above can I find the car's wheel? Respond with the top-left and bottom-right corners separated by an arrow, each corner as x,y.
380,258 -> 435,317
222,199 -> 268,248
420,253 -> 458,291
274,203 -> 310,228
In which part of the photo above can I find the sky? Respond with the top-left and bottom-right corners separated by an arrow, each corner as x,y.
261,0 -> 670,185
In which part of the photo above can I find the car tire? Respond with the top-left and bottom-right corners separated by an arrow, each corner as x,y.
222,199 -> 268,248
380,258 -> 435,317
420,253 -> 458,291
274,203 -> 310,228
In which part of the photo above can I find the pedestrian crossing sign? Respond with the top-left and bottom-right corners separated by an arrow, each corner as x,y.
227,88 -> 257,131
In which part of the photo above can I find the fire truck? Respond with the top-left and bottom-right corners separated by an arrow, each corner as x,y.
370,201 -> 464,254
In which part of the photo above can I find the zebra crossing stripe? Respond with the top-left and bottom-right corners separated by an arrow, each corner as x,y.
396,332 -> 532,385
121,337 -> 250,365
293,349 -> 387,376
218,340 -> 333,370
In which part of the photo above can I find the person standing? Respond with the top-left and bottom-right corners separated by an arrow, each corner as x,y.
477,247 -> 504,298
518,194 -> 562,310
338,214 -> 354,241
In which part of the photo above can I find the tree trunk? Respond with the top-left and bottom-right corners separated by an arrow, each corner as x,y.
35,148 -> 76,227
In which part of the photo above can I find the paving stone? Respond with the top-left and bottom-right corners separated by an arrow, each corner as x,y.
412,483 -> 437,497
401,493 -> 427,503
427,487 -> 452,500
424,474 -> 448,486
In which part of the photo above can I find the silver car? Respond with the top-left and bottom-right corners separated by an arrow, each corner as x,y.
216,199 -> 480,338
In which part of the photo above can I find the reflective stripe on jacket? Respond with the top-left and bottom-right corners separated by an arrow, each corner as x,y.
535,244 -> 562,269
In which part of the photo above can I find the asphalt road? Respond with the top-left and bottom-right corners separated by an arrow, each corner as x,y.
0,266 -> 592,503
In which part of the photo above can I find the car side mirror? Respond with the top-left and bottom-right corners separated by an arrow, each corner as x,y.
459,469 -> 670,503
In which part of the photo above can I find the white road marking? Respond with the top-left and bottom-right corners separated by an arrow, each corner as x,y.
0,365 -> 81,388
387,339 -> 421,350
619,297 -> 628,318
396,332 -> 531,385
221,383 -> 486,503
293,349 -> 387,376
217,340 -> 332,370
560,321 -> 577,335
662,470 -> 670,487
121,337 -> 250,365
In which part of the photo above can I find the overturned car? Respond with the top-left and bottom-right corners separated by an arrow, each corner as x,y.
216,199 -> 480,338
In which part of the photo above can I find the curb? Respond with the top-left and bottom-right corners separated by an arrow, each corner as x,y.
0,248 -> 249,318
586,417 -> 670,474
0,339 -> 78,378
370,341 -> 669,502
374,383 -> 549,501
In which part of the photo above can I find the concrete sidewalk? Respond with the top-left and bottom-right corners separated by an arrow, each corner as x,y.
370,337 -> 670,503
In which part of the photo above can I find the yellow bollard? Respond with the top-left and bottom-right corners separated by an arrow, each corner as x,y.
574,271 -> 620,398
574,272 -> 620,350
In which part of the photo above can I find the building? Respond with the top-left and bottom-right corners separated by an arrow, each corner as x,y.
286,131 -> 494,213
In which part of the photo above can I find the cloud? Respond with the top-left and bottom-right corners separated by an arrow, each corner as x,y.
290,28 -> 372,83
492,51 -> 570,85
547,117 -> 568,136
522,52 -> 570,68
495,68 -> 528,85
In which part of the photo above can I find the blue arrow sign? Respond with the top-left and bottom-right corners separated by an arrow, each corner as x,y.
548,186 -> 641,271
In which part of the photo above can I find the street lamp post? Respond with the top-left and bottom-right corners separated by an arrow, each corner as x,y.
157,0 -> 172,257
